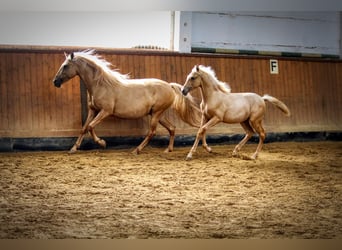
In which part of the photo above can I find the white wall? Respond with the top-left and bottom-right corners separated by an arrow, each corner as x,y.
0,12 -> 172,49
1,11 -> 340,56
190,12 -> 340,55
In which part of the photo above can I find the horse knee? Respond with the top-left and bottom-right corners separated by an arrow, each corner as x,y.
169,126 -> 176,136
87,124 -> 93,132
198,127 -> 207,137
260,129 -> 266,137
148,128 -> 157,138
259,132 -> 266,141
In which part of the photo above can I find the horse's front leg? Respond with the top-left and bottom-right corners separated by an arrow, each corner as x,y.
200,114 -> 211,153
69,108 -> 96,153
87,109 -> 111,148
186,116 -> 220,160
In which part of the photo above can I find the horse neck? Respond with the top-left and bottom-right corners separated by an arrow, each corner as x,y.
200,73 -> 219,102
76,59 -> 105,95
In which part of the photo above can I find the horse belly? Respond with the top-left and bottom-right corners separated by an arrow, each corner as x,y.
223,109 -> 250,123
222,99 -> 251,123
114,101 -> 151,119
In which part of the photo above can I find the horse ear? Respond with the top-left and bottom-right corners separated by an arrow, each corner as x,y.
64,52 -> 74,60
196,65 -> 200,72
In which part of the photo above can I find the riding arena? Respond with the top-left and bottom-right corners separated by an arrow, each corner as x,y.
0,46 -> 341,239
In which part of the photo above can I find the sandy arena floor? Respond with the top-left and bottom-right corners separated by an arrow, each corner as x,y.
0,141 -> 341,238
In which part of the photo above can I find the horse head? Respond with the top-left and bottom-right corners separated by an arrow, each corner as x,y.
53,52 -> 78,88
181,65 -> 202,96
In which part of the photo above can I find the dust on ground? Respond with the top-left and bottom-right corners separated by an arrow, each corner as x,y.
0,141 -> 341,238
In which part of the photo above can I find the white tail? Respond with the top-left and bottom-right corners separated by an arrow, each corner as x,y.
262,94 -> 291,116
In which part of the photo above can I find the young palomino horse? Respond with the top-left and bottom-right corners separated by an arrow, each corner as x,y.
182,65 -> 291,160
53,50 -> 202,154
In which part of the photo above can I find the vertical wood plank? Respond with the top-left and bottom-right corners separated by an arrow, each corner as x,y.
0,53 -> 9,131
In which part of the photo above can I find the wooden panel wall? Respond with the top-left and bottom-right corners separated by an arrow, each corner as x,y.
0,50 -> 82,137
0,46 -> 341,139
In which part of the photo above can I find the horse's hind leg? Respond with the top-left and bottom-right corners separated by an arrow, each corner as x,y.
133,111 -> 163,154
249,119 -> 266,160
159,117 -> 176,153
233,120 -> 254,156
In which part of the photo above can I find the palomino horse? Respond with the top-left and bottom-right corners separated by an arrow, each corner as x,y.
182,65 -> 291,160
53,50 -> 202,154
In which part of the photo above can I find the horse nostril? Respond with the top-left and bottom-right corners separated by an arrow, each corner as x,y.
181,87 -> 189,96
53,78 -> 62,88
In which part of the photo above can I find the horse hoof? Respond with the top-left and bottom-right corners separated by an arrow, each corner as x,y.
250,154 -> 257,160
132,149 -> 140,155
164,148 -> 171,153
232,150 -> 239,157
98,139 -> 106,148
68,148 -> 77,154
185,154 -> 192,161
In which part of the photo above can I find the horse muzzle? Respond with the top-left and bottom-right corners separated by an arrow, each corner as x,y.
53,78 -> 63,88
181,86 -> 191,96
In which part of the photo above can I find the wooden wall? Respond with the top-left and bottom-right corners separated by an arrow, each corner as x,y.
0,46 -> 341,139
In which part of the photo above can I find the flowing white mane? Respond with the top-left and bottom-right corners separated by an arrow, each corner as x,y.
73,50 -> 130,82
197,65 -> 231,94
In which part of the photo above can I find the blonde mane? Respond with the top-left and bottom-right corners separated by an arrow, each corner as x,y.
198,65 -> 231,94
73,50 -> 130,86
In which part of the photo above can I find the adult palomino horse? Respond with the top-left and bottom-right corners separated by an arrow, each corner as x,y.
53,50 -> 202,154
182,65 -> 291,160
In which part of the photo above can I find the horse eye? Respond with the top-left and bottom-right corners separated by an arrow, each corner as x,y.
190,76 -> 196,81
63,65 -> 69,70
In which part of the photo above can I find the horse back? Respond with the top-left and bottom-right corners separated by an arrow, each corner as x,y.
110,78 -> 174,118
132,78 -> 175,102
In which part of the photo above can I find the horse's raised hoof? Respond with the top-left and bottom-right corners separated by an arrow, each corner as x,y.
203,145 -> 212,153
97,139 -> 106,148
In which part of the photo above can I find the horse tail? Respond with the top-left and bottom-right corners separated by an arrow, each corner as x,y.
170,83 -> 202,128
262,94 -> 291,116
